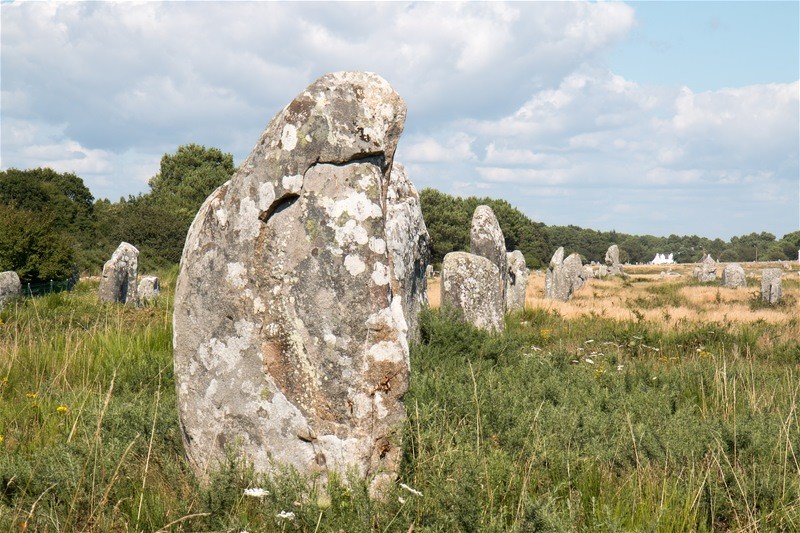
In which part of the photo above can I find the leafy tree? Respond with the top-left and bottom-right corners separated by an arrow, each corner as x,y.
0,205 -> 75,283
148,143 -> 235,221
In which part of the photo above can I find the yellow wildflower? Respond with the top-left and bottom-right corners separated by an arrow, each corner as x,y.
26,392 -> 37,399
0,434 -> 4,444
56,405 -> 69,414
539,328 -> 552,341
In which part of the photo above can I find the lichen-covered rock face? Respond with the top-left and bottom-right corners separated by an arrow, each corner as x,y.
0,271 -> 21,309
694,254 -> 717,282
506,251 -> 528,312
605,245 -> 623,276
721,264 -> 746,289
385,163 -> 430,342
138,276 -> 161,302
98,242 -> 139,305
761,269 -> 782,304
545,248 -> 584,301
470,205 -> 507,301
441,252 -> 504,332
173,72 -> 410,492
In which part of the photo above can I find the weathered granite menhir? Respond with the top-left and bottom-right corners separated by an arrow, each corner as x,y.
761,268 -> 782,304
506,250 -> 528,312
98,242 -> 139,305
441,252 -> 504,332
0,271 -> 21,309
173,72 -> 428,496
545,247 -> 588,301
721,263 -> 746,289
693,254 -> 717,282
138,275 -> 161,303
605,244 -> 623,276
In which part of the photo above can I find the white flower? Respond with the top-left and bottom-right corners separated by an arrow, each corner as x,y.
243,488 -> 269,498
399,483 -> 422,497
398,496 -> 406,504
585,358 -> 595,364
277,510 -> 296,520
617,364 -> 624,372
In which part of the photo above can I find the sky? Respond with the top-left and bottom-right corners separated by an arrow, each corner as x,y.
1,1 -> 798,240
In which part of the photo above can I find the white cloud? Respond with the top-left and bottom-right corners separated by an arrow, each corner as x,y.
1,1 -> 796,238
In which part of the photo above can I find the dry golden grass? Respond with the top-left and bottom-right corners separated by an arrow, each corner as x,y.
427,261 -> 799,328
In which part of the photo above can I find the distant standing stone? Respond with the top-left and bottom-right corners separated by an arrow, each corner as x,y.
721,263 -> 746,289
761,268 -> 782,304
596,264 -> 609,278
506,250 -> 528,312
425,265 -> 434,278
470,205 -> 507,303
0,271 -> 21,309
545,247 -> 585,301
138,276 -> 161,302
441,252 -> 504,332
605,244 -> 623,276
98,242 -> 139,305
693,254 -> 717,282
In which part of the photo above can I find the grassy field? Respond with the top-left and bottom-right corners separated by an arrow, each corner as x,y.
1,263 -> 798,531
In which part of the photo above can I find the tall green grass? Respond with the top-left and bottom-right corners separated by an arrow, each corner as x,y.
1,276 -> 798,531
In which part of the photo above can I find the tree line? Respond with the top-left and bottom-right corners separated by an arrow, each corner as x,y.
1,146 -> 798,283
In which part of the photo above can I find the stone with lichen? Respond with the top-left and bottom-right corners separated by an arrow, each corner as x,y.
506,250 -> 527,312
173,72 -> 414,496
0,271 -> 21,309
98,242 -> 139,305
721,263 -> 746,289
761,268 -> 782,304
441,251 -> 504,332
470,205 -> 507,302
385,163 -> 430,343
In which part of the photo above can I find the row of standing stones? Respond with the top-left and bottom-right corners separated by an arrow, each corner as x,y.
1,72 -> 790,497
694,254 -> 783,304
439,205 -> 529,333
543,244 -> 624,302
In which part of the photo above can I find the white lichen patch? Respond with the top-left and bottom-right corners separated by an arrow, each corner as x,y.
371,262 -> 390,286
344,254 -> 366,276
368,340 -> 405,363
374,392 -> 389,420
331,219 -> 369,248
281,174 -> 303,193
324,192 -> 382,222
281,124 -> 298,151
324,332 -> 337,346
226,262 -> 247,289
368,237 -> 386,255
214,207 -> 228,227
235,197 -> 261,241
257,182 -> 276,211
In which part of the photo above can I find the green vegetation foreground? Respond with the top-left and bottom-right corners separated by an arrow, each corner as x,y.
1,274 -> 798,531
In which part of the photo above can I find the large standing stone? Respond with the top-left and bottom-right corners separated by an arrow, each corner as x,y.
545,248 -> 585,301
470,205 -> 507,302
173,72 -> 411,493
693,254 -> 717,282
605,245 -> 623,276
721,264 -> 746,289
0,271 -> 21,309
761,268 -> 782,304
506,250 -> 528,312
98,242 -> 139,305
441,252 -> 504,332
138,276 -> 161,302
385,163 -> 430,342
